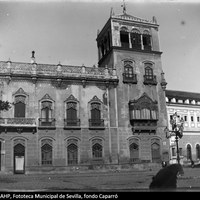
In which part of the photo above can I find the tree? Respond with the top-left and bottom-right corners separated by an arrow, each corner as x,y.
0,100 -> 11,111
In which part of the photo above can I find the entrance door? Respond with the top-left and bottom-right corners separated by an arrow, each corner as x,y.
14,143 -> 25,174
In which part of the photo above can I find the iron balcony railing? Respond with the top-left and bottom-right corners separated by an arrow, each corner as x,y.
64,119 -> 81,127
123,73 -> 137,84
0,118 -> 36,127
89,119 -> 104,129
38,118 -> 56,128
143,75 -> 157,85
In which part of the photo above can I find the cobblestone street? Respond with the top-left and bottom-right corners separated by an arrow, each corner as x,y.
0,167 -> 200,192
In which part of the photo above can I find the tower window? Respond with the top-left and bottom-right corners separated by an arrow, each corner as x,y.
143,63 -> 157,85
131,29 -> 141,50
142,31 -> 152,51
120,27 -> 129,48
123,60 -> 137,84
145,66 -> 153,80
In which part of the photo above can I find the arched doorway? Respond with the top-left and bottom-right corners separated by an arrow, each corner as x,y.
151,138 -> 161,163
14,143 -> 25,174
67,143 -> 78,165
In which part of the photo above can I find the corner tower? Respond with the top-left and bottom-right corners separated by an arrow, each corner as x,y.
96,6 -> 169,164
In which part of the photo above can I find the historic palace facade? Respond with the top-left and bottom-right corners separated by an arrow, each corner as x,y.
166,90 -> 200,164
0,8 -> 169,174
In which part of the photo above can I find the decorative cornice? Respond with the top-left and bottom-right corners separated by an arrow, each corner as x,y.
13,88 -> 28,97
0,61 -> 119,87
40,94 -> 54,102
89,95 -> 102,104
65,94 -> 78,103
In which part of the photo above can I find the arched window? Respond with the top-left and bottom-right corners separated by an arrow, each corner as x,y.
120,27 -> 129,48
91,102 -> 101,126
92,143 -> 102,158
124,62 -> 134,78
65,95 -> 80,127
129,138 -> 139,162
89,96 -> 104,128
66,102 -> 78,126
151,138 -> 161,163
143,63 -> 157,85
131,29 -> 141,50
145,66 -> 153,80
14,95 -> 26,118
187,144 -> 192,160
123,60 -> 137,84
196,144 -> 200,160
92,139 -> 103,159
142,30 -> 151,51
41,101 -> 53,126
41,139 -> 52,165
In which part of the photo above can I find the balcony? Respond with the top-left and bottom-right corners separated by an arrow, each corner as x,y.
64,119 -> 81,130
130,119 -> 158,133
143,75 -> 157,85
123,73 -> 137,84
89,119 -> 105,130
0,118 -> 37,133
38,118 -> 56,129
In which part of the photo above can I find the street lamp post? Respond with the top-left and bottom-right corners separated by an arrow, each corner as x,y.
164,112 -> 184,164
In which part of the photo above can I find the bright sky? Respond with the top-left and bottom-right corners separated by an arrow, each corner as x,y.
0,0 -> 200,93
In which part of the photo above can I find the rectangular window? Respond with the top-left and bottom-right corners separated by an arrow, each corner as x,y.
14,102 -> 26,118
172,148 -> 176,157
197,116 -> 200,122
191,116 -> 194,122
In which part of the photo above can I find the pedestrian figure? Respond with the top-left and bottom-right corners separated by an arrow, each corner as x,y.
149,164 -> 184,191
190,159 -> 195,168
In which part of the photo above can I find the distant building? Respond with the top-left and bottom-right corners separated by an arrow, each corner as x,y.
0,7 -> 169,174
166,90 -> 200,164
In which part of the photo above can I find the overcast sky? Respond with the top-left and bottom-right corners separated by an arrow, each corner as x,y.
0,0 -> 200,93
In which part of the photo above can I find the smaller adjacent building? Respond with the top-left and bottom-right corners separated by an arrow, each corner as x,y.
166,90 -> 200,164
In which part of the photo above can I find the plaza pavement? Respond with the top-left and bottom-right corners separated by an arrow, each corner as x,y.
0,167 -> 199,192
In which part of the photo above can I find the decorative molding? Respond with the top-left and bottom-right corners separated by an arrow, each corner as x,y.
65,94 -> 78,102
89,95 -> 102,104
129,93 -> 158,110
40,94 -> 54,102
13,88 -> 28,97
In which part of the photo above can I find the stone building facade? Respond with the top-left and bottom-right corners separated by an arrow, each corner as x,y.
166,90 -> 200,164
0,9 -> 169,174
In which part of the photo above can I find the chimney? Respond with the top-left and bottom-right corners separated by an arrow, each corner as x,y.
31,51 -> 36,63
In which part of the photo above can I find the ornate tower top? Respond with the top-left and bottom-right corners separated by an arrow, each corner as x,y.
121,0 -> 127,14
96,3 -> 161,67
